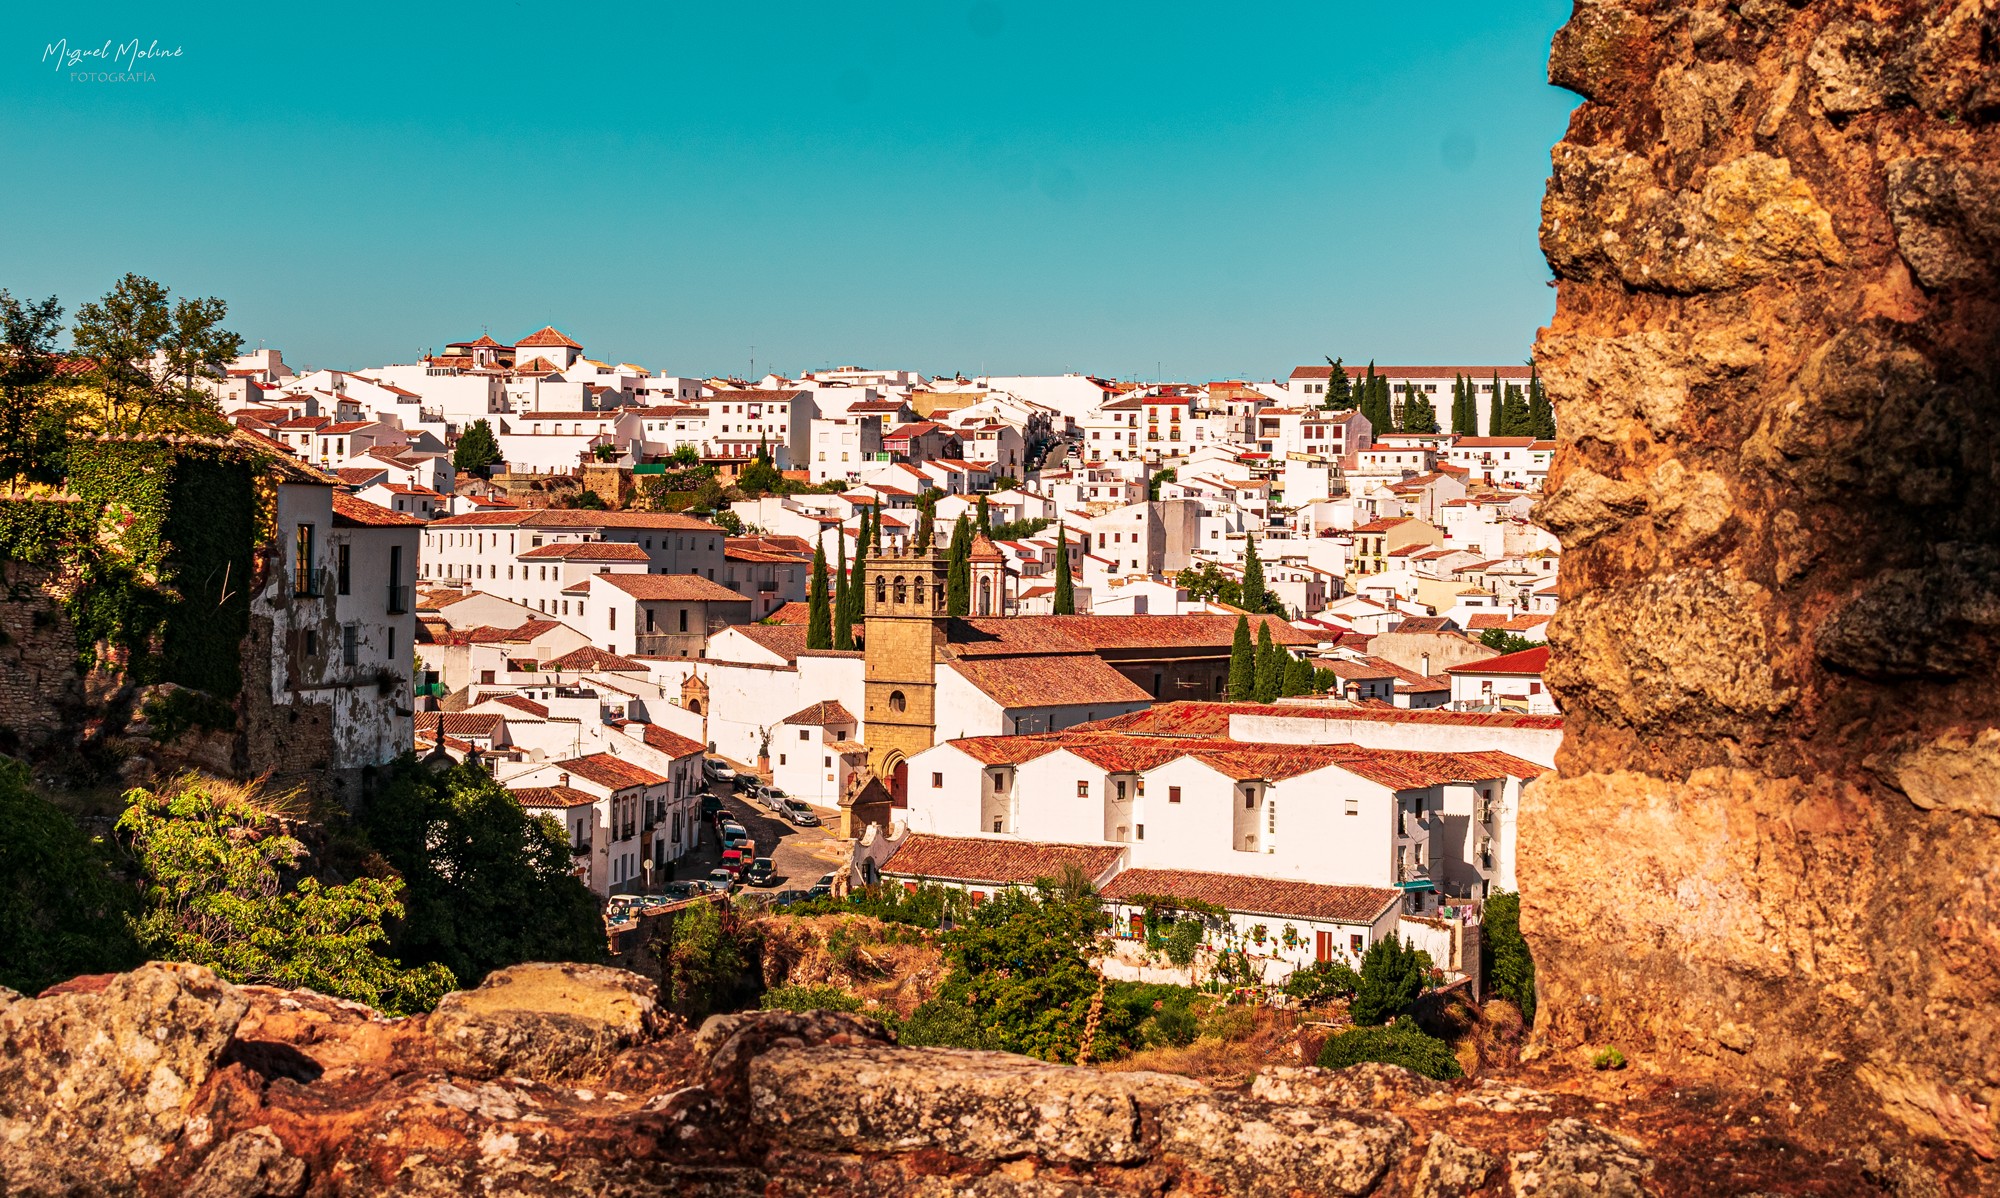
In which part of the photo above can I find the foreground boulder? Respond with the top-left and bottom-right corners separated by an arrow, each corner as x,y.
0,960 -> 1972,1196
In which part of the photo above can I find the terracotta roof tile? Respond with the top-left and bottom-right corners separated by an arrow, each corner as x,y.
780,700 -> 856,727
1102,869 -> 1399,924
639,724 -> 706,757
591,573 -> 747,602
947,656 -> 1151,710
557,753 -> 667,790
545,646 -> 648,672
518,541 -> 650,561
882,835 -> 1124,887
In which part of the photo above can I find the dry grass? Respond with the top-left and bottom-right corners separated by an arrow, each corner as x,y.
753,914 -> 946,1018
1100,1003 -> 1315,1086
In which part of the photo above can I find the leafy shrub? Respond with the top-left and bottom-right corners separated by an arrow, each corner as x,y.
0,756 -> 140,994
653,898 -> 759,1023
1349,935 -> 1433,1026
1106,981 -> 1202,1048
1316,1017 -> 1463,1079
1482,891 -> 1537,1026
1284,960 -> 1361,1005
761,984 -> 863,1013
1197,1003 -> 1255,1043
140,688 -> 236,743
785,881 -> 965,929
897,997 -> 1001,1050
1591,1047 -> 1627,1070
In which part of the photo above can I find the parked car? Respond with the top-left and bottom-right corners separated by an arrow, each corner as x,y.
698,792 -> 722,820
720,822 -> 749,847
702,869 -> 736,893
704,758 -> 736,784
662,881 -> 702,900
780,799 -> 821,827
771,889 -> 812,907
751,783 -> 786,809
807,872 -> 836,899
743,857 -> 778,887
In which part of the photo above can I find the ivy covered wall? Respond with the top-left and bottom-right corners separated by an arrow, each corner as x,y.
0,438 -> 259,700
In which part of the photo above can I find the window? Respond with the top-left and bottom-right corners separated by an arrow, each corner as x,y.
1268,801 -> 1276,834
341,624 -> 358,667
1077,780 -> 1089,797
387,627 -> 397,659
335,544 -> 351,595
1115,780 -> 1126,800
1244,788 -> 1255,809
303,628 -> 319,658
679,609 -> 689,633
609,609 -> 616,630
1135,824 -> 1144,840
932,772 -> 943,788
1350,934 -> 1365,956
888,690 -> 906,713
779,753 -> 787,765
293,523 -> 316,594
993,817 -> 1003,833
1168,786 -> 1182,804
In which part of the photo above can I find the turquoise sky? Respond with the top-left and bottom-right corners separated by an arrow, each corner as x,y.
3,2 -> 1578,380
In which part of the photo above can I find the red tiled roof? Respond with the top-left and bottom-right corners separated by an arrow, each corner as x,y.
780,700 -> 856,727
557,753 -> 667,790
416,711 -> 504,740
430,510 -> 720,531
590,573 -> 746,602
486,694 -> 550,718
947,656 -> 1151,710
882,835 -> 1124,887
518,541 -> 651,561
950,614 -> 1316,657
1289,365 -> 1534,380
512,785 -> 597,809
331,492 -> 424,528
761,601 -> 810,624
938,727 -> 1538,787
516,325 -> 583,349
1101,869 -> 1399,925
1446,645 -> 1550,676
639,724 -> 705,758
545,646 -> 648,672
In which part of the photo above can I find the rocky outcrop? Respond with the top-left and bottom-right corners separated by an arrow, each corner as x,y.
1530,0 -> 2000,1175
0,960 -> 1947,1196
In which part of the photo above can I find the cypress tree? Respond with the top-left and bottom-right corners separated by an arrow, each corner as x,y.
1499,384 -> 1530,437
832,531 -> 852,650
976,493 -> 990,533
1227,615 -> 1255,701
845,512 -> 868,635
1282,655 -> 1314,697
915,495 -> 935,555
1526,364 -> 1555,439
806,541 -> 832,650
1242,538 -> 1267,614
1322,356 -> 1354,410
1488,370 -> 1502,436
946,514 -> 972,617
1254,623 -> 1282,703
1052,524 -> 1076,614
1401,387 -> 1439,434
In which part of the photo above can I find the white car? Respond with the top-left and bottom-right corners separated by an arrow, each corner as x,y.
704,759 -> 737,783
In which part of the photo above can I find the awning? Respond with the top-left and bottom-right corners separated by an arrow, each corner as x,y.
1394,880 -> 1436,892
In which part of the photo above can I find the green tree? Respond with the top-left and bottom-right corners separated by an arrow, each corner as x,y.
1499,384 -> 1531,436
898,996 -> 1003,1049
946,514 -> 972,617
1241,538 -> 1267,614
1400,386 -> 1439,434
1282,655 -> 1314,697
737,454 -> 784,494
806,540 -> 833,650
838,513 -> 867,648
1348,934 -> 1434,1026
914,492 -> 936,554
1481,890 -> 1537,1026
1253,623 -> 1283,703
362,758 -> 604,989
1321,357 -> 1355,410
654,899 -> 755,1023
0,289 -> 74,488
0,757 -> 141,994
571,488 -> 608,510
937,873 -> 1133,1062
1227,615 -> 1256,701
1052,524 -> 1076,614
976,493 -> 990,533
1147,466 -> 1177,500
832,531 -> 852,649
118,777 -> 455,1015
708,507 -> 743,535
452,419 -> 503,474
1526,364 -> 1556,439
1479,629 -> 1544,655
72,273 -> 239,434
1317,1018 -> 1463,1079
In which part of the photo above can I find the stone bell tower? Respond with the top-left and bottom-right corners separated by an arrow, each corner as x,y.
861,545 -> 950,804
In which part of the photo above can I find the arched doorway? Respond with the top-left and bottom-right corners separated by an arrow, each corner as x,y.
883,753 -> 909,807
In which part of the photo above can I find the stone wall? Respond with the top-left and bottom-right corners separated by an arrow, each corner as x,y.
1528,0 -> 2000,1162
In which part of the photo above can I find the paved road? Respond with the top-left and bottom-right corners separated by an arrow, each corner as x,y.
669,787 -> 846,894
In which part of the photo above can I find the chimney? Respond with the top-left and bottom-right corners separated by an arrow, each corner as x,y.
1421,652 -> 1431,678
559,772 -> 570,788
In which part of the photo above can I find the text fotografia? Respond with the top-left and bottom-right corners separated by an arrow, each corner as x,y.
42,38 -> 182,81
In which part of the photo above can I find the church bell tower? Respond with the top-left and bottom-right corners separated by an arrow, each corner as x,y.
862,545 -> 950,804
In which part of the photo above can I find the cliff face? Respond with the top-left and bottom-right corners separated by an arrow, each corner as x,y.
0,962 -> 1939,1197
1528,0 -> 2000,1162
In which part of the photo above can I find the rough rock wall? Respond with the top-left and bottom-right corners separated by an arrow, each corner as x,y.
1529,0 -> 2000,1162
0,961 -> 1936,1197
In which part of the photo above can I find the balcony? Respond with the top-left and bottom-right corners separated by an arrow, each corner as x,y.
1398,859 -> 1430,885
386,584 -> 411,614
571,840 -> 592,858
293,567 -> 331,598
